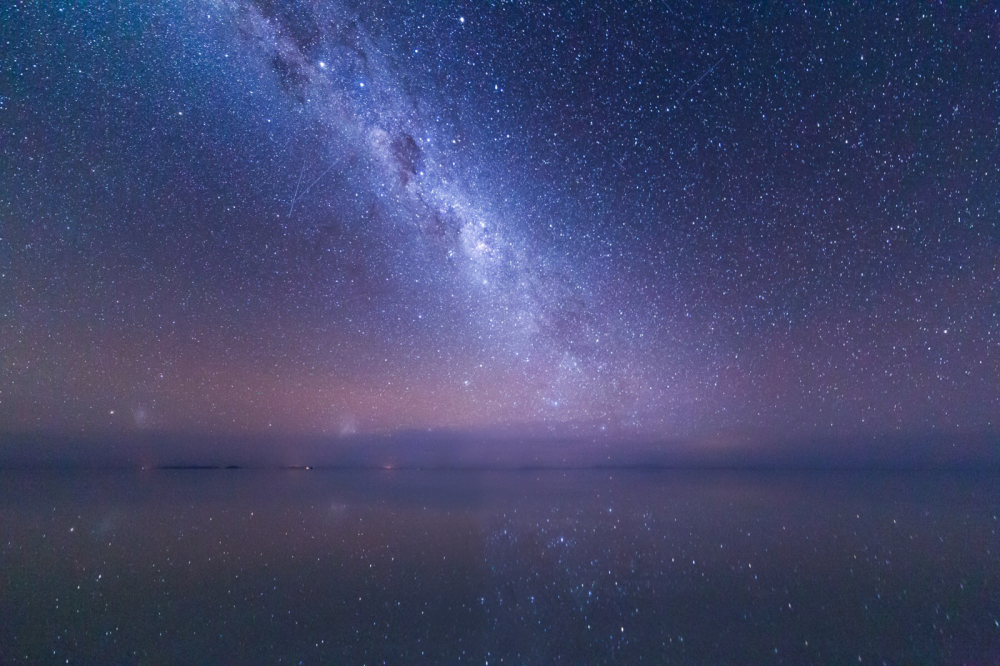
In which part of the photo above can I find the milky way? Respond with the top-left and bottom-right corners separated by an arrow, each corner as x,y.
2,1 -> 998,446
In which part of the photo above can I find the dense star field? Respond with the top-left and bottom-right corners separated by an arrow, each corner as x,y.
2,2 -> 998,453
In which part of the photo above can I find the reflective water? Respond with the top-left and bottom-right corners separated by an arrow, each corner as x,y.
1,470 -> 998,664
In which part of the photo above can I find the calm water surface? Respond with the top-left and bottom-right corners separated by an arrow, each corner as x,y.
1,470 -> 997,664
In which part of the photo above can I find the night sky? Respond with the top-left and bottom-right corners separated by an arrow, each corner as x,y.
2,1 -> 998,451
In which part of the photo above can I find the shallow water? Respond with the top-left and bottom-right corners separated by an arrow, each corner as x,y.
1,469 -> 998,664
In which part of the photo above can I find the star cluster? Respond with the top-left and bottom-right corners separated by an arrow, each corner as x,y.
2,1 -> 998,445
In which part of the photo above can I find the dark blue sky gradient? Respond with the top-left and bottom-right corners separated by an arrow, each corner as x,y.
2,1 -> 998,456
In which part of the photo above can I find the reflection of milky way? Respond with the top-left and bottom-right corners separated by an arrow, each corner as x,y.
2,0 -> 998,443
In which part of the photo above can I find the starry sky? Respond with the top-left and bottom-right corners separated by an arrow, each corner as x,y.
2,1 -> 998,450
